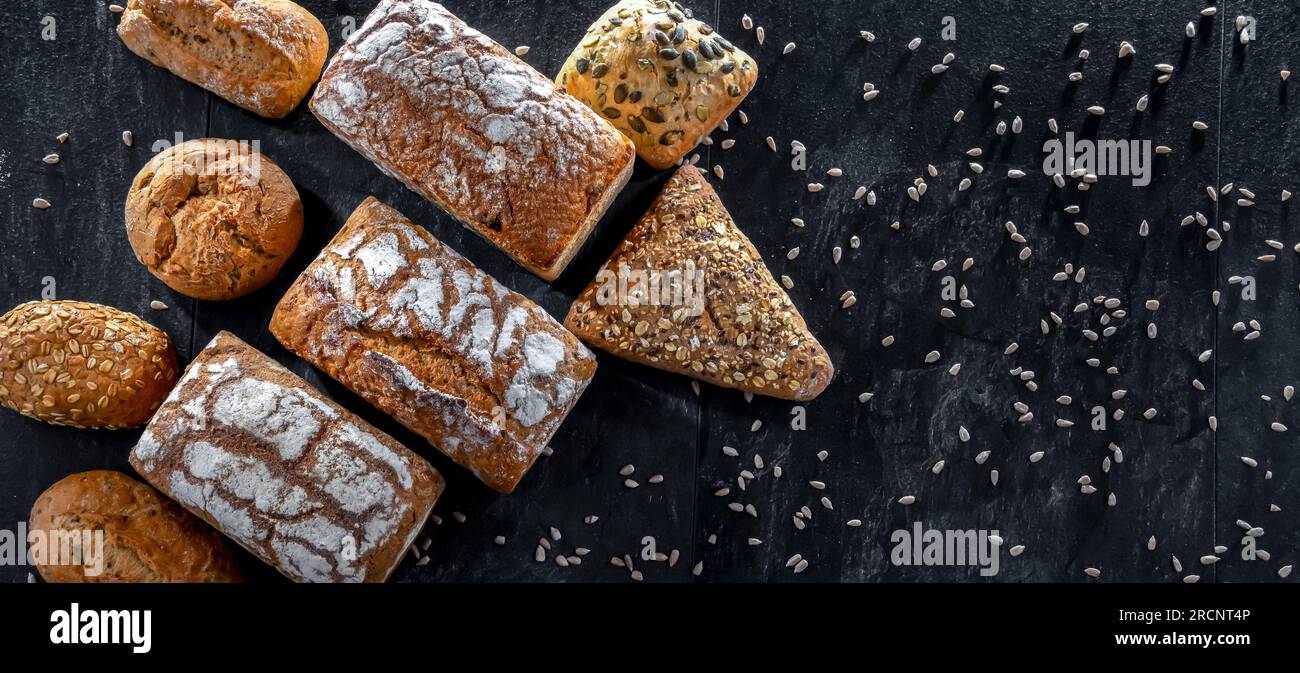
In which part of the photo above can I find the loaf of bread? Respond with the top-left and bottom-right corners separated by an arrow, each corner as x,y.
29,470 -> 242,583
117,0 -> 328,119
126,138 -> 303,300
0,301 -> 179,429
309,0 -> 635,281
557,0 -> 758,170
565,165 -> 833,400
129,331 -> 444,582
271,197 -> 598,493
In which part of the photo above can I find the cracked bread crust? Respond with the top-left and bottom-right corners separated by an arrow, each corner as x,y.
130,331 -> 444,583
125,138 -> 303,301
117,0 -> 329,119
270,197 -> 598,493
565,165 -> 833,400
308,0 -> 635,281
29,470 -> 242,583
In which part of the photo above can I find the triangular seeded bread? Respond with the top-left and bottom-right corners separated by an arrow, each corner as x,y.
565,165 -> 833,400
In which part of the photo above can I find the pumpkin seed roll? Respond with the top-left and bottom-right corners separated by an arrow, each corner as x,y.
557,0 -> 759,170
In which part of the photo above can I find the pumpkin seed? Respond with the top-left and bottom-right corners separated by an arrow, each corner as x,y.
591,62 -> 609,78
660,130 -> 684,145
682,49 -> 697,70
628,116 -> 647,133
613,83 -> 628,103
653,30 -> 670,46
603,108 -> 620,118
576,58 -> 590,74
659,48 -> 680,60
642,106 -> 666,123
695,104 -> 709,121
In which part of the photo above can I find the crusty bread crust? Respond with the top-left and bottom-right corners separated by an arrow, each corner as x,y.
557,0 -> 759,170
309,0 -> 635,280
270,197 -> 598,493
565,165 -> 833,400
0,301 -> 179,429
130,331 -> 444,583
29,470 -> 242,583
125,138 -> 303,301
117,0 -> 328,119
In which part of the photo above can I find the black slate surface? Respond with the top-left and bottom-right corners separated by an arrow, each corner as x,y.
0,0 -> 1294,583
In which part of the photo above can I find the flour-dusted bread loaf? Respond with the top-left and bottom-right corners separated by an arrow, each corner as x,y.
557,0 -> 758,170
565,165 -> 833,400
270,197 -> 598,493
129,331 -> 444,583
309,0 -> 635,281
0,300 -> 179,429
29,470 -> 242,583
117,0 -> 328,119
126,138 -> 303,300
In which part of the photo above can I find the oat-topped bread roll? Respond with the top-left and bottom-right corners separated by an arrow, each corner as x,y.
309,0 -> 635,281
270,197 -> 598,493
30,470 -> 242,583
130,331 -> 444,583
117,0 -> 328,119
126,138 -> 303,300
557,0 -> 758,170
0,300 -> 179,429
565,165 -> 833,400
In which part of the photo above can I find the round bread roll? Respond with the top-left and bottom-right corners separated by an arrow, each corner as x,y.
29,470 -> 242,583
125,138 -> 303,301
0,300 -> 179,429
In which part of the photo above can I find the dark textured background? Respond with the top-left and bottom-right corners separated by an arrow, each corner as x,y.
0,0 -> 1295,582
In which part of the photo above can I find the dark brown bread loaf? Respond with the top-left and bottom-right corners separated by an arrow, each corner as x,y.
565,165 -> 833,400
309,0 -> 635,280
117,0 -> 329,119
29,470 -> 242,583
0,300 -> 179,429
130,331 -> 444,582
271,197 -> 598,493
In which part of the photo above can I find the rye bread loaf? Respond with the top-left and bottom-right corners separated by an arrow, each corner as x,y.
129,331 -> 444,583
270,197 -> 598,493
29,470 -> 242,583
309,0 -> 635,280
557,0 -> 759,169
565,165 -> 833,400
116,0 -> 328,119
125,138 -> 303,301
0,300 -> 179,429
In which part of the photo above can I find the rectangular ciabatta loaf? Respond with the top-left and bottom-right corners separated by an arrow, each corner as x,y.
129,331 -> 444,583
270,197 -> 598,493
309,0 -> 635,281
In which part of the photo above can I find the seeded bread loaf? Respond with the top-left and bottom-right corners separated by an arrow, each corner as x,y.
29,470 -> 242,583
309,0 -> 635,281
0,301 -> 179,429
557,0 -> 758,170
117,0 -> 328,119
129,331 -> 444,583
126,138 -> 304,300
270,197 -> 598,493
565,165 -> 833,400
